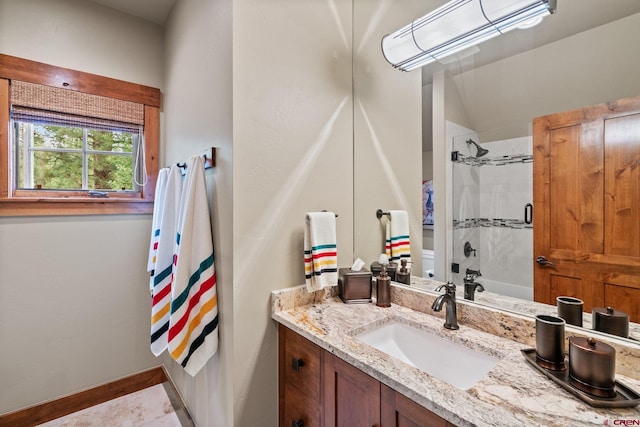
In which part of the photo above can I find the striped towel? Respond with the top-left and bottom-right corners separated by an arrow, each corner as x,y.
168,155 -> 218,376
385,210 -> 411,263
304,212 -> 338,292
147,168 -> 169,293
150,166 -> 183,356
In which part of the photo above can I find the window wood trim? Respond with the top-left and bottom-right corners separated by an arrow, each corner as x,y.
0,55 -> 160,216
0,54 -> 161,107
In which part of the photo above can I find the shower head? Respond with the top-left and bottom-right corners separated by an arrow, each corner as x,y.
466,139 -> 489,158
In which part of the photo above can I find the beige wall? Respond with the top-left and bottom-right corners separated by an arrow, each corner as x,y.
161,0 -> 233,425
232,1 -> 353,425
451,12 -> 640,141
0,0 -> 163,87
353,0 -> 423,271
0,0 -> 164,414
0,1 -> 424,425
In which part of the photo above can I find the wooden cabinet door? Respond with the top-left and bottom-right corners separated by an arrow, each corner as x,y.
323,352 -> 380,427
533,95 -> 640,322
279,324 -> 322,427
380,384 -> 452,427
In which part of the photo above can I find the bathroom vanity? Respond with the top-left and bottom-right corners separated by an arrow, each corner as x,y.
272,282 -> 640,427
279,324 -> 452,427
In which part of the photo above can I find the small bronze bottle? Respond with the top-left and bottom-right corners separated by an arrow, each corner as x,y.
376,264 -> 391,307
396,259 -> 410,285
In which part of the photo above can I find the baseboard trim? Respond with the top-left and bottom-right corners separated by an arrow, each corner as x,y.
0,366 -> 167,427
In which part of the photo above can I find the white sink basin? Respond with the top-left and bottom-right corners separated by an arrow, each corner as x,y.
356,320 -> 501,390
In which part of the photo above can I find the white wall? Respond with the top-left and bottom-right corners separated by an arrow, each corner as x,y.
0,1 -> 164,414
161,0 -> 233,425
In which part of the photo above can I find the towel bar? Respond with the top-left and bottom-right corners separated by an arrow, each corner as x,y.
376,209 -> 391,219
176,147 -> 216,172
321,210 -> 338,217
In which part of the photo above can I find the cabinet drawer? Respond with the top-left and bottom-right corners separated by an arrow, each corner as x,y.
284,382 -> 321,427
280,325 -> 321,403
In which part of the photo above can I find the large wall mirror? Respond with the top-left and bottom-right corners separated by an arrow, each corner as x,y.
353,0 -> 640,343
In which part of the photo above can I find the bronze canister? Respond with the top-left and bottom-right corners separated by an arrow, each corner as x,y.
535,314 -> 566,371
592,307 -> 629,339
568,336 -> 616,398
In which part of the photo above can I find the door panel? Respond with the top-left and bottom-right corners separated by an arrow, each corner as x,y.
549,125 -> 581,252
604,114 -> 640,258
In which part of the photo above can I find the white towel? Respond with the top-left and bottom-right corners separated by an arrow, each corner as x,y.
147,168 -> 169,292
150,165 -> 182,356
168,155 -> 219,376
304,212 -> 338,292
385,210 -> 411,263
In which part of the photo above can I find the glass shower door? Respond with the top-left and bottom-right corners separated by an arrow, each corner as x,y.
450,133 -> 534,301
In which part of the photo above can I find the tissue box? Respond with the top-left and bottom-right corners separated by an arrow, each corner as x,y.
338,268 -> 372,304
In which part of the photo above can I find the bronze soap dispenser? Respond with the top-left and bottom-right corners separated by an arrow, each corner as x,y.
376,264 -> 391,307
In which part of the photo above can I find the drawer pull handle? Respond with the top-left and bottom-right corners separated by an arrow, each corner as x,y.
292,419 -> 304,427
291,357 -> 305,372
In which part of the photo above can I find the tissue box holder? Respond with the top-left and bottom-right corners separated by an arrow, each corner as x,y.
338,268 -> 372,304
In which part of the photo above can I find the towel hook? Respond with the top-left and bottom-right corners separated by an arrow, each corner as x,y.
376,209 -> 390,219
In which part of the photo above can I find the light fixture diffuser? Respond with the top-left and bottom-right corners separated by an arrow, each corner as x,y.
381,0 -> 556,71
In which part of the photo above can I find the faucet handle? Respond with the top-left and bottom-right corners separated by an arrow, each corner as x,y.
436,281 -> 456,295
465,268 -> 482,277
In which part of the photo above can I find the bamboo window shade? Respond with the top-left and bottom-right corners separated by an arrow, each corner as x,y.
10,80 -> 144,131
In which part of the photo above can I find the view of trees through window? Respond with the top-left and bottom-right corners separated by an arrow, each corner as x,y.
15,122 -> 137,191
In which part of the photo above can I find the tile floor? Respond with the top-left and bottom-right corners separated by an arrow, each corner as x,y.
37,383 -> 195,427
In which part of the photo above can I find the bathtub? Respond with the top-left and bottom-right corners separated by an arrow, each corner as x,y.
478,277 -> 533,301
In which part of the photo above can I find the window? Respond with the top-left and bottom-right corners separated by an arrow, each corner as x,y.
14,123 -> 140,191
0,54 -> 160,216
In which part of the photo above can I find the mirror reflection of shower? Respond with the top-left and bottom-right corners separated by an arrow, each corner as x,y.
449,131 -> 533,300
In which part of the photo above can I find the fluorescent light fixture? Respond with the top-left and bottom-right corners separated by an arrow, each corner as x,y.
381,0 -> 557,71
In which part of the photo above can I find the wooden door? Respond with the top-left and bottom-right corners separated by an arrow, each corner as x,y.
533,95 -> 640,323
323,352 -> 380,427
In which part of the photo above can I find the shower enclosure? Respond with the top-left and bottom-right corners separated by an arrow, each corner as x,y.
448,134 -> 534,300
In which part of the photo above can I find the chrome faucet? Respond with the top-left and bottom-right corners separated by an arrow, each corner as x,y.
431,282 -> 459,330
463,269 -> 485,301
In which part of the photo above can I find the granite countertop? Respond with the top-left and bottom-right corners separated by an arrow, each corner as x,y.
271,283 -> 640,427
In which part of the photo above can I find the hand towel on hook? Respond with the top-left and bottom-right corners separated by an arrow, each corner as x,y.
169,155 -> 219,376
149,166 -> 182,356
385,210 -> 411,263
304,212 -> 338,292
